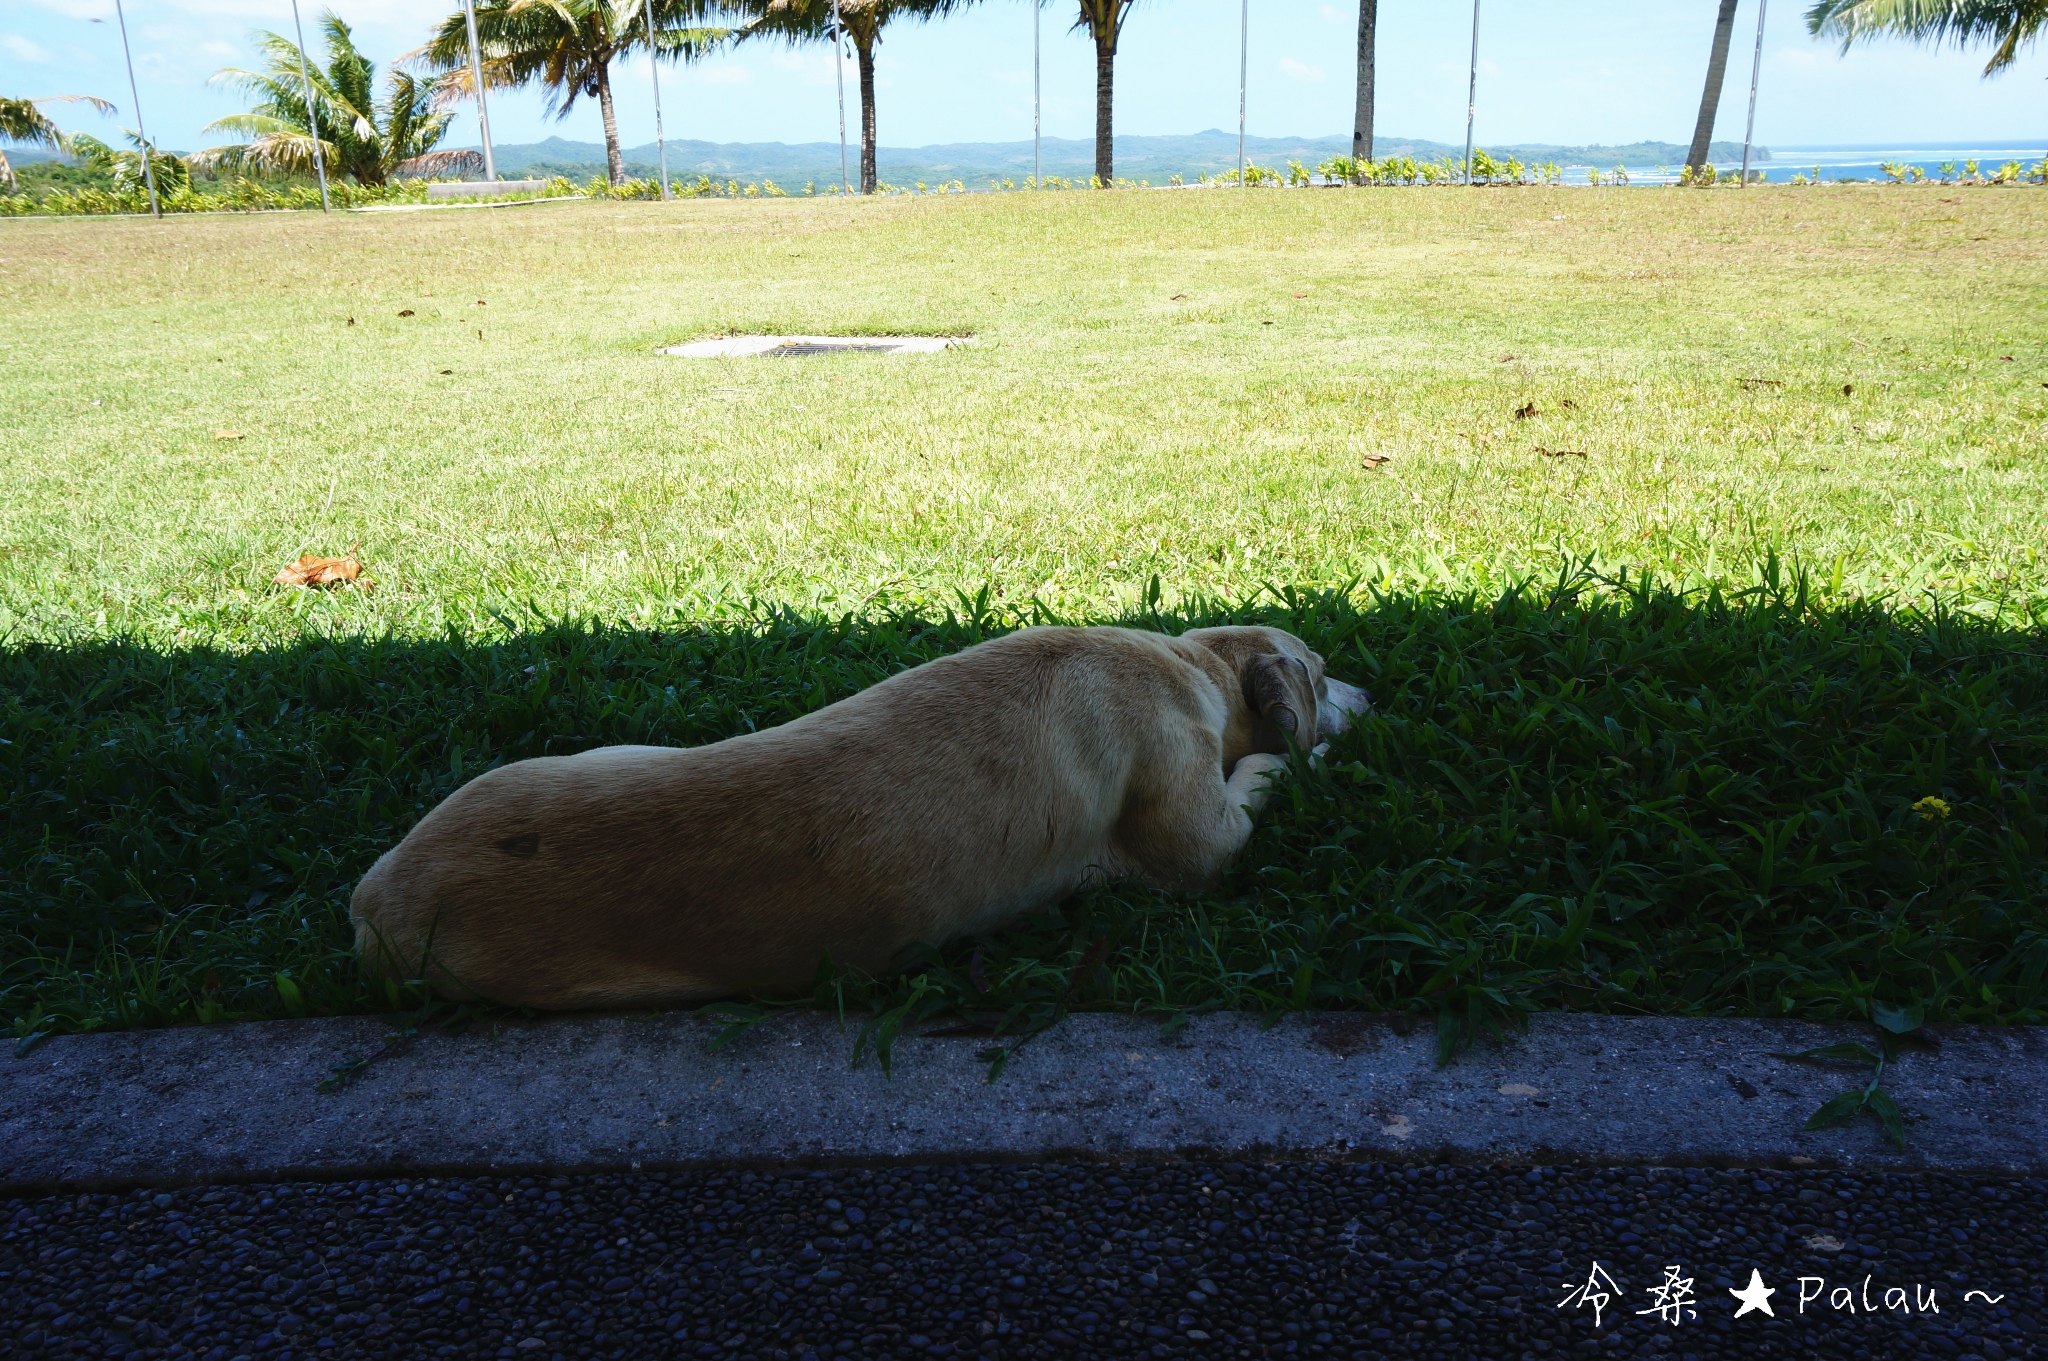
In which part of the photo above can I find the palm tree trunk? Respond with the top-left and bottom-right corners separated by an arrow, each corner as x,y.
1093,24 -> 1115,184
856,34 -> 878,195
1686,0 -> 1740,178
0,150 -> 15,191
596,62 -> 626,186
1352,0 -> 1376,164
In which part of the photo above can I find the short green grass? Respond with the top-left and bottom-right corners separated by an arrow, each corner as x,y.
2,188 -> 2045,1049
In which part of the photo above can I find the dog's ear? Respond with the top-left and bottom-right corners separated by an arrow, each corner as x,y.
1244,652 -> 1309,740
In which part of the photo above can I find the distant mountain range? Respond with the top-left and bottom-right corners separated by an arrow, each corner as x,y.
475,131 -> 1769,185
5,131 -> 1766,185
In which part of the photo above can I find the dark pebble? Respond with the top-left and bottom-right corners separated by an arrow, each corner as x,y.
1,1164 -> 2042,1359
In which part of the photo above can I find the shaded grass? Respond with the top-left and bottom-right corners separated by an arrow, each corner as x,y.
7,567 -> 2045,1050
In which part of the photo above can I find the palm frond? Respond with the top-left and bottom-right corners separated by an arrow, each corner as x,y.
1806,0 -> 2047,74
392,148 -> 484,179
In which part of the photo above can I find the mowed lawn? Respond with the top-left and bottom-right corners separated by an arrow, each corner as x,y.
3,186 -> 2045,633
3,188 -> 2046,1055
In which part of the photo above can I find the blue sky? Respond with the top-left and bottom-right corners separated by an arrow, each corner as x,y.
7,0 -> 2045,155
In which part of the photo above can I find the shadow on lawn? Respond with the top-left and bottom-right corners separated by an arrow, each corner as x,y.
5,568 -> 2047,1065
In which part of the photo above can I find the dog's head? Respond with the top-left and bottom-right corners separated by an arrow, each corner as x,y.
1180,625 -> 1372,759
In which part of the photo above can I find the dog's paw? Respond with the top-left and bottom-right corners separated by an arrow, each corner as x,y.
1230,752 -> 1290,782
1310,742 -> 1331,767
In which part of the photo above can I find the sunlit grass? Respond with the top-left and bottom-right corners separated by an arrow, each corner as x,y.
2,186 -> 2044,645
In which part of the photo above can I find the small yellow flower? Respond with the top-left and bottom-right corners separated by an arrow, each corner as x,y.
1914,796 -> 1952,823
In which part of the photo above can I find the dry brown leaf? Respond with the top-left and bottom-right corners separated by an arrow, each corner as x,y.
1293,292 -> 1308,298
1170,293 -> 1187,300
440,369 -> 454,375
475,299 -> 487,306
1842,384 -> 1855,396
397,309 -> 415,317
274,552 -> 368,589
346,317 -> 356,326
1535,447 -> 1587,459
1496,353 -> 1517,362
213,430 -> 243,441
1513,401 -> 1539,420
1360,453 -> 1392,470
1738,377 -> 1784,390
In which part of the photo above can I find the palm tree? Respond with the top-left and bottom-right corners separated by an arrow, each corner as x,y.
1352,0 -> 1377,164
414,1 -> 729,188
0,95 -> 115,190
196,13 -> 468,185
1808,1 -> 2045,74
1685,0 -> 1742,181
71,131 -> 192,194
738,0 -> 978,195
1075,0 -> 1139,184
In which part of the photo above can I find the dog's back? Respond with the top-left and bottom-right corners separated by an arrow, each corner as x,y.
350,625 -> 1244,1009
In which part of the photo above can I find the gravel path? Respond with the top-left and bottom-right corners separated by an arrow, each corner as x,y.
4,1162 -> 2041,1361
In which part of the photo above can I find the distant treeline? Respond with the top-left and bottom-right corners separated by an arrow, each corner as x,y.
480,132 -> 1768,189
6,133 -> 1768,199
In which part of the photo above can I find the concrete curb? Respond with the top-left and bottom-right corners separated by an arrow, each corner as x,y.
4,1011 -> 2044,1193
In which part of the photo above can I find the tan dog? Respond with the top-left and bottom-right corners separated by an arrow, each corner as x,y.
350,624 -> 1370,1010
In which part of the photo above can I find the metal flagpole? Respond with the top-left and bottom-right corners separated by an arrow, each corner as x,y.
461,0 -> 498,180
1236,0 -> 1247,186
289,0 -> 330,212
832,0 -> 849,193
1463,0 -> 1480,185
1740,0 -> 1768,188
111,0 -> 160,219
648,12 -> 672,200
1032,0 -> 1040,186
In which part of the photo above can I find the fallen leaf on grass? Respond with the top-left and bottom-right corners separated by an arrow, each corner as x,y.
1999,355 -> 2014,361
1360,453 -> 1393,470
397,309 -> 415,317
1738,377 -> 1784,389
1495,354 -> 1517,362
1293,292 -> 1308,298
474,299 -> 487,306
274,552 -> 370,589
1560,398 -> 1577,410
213,430 -> 243,441
346,317 -> 356,327
439,369 -> 454,375
1535,447 -> 1587,459
1513,401 -> 1538,420
1170,293 -> 1187,301
1842,384 -> 1854,396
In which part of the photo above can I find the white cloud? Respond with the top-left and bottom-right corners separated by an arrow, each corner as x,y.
3,33 -> 57,62
1279,57 -> 1325,84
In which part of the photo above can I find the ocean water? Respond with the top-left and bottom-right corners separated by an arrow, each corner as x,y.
1572,144 -> 2048,186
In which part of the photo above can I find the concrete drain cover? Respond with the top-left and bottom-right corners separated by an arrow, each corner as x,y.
662,335 -> 958,358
